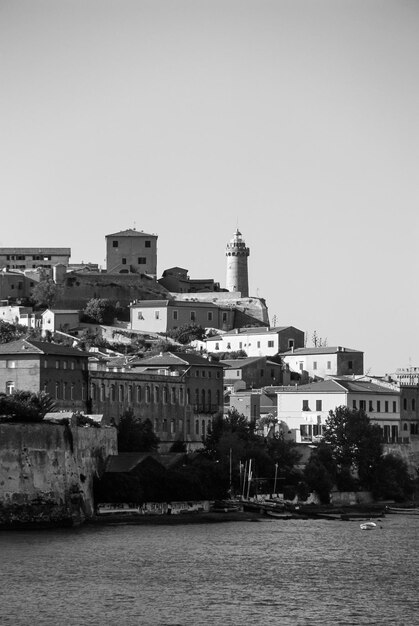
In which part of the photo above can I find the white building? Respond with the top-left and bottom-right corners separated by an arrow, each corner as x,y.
281,346 -> 364,380
276,379 -> 400,444
42,309 -> 80,334
205,326 -> 305,357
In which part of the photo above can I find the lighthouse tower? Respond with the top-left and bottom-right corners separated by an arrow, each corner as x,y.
225,229 -> 250,297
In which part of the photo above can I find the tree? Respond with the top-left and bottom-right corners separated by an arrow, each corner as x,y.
0,390 -> 56,422
167,323 -> 206,345
370,454 -> 414,502
83,299 -> 117,325
117,409 -> 160,452
31,280 -> 61,308
0,320 -> 26,344
323,406 -> 383,489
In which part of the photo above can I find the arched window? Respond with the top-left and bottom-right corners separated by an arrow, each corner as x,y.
403,422 -> 408,431
70,384 -> 75,400
154,386 -> 160,403
207,389 -> 211,408
128,385 -> 133,404
186,388 -> 190,404
163,387 -> 168,404
179,388 -> 184,405
171,420 -> 175,434
100,384 -> 105,402
412,399 -> 416,411
111,385 -> 116,402
171,387 -> 176,403
145,386 -> 150,403
55,382 -> 60,400
90,383 -> 96,401
202,420 -> 206,436
119,385 -> 124,402
201,389 -> 205,409
186,419 -> 190,434
137,386 -> 142,403
195,419 -> 199,435
195,389 -> 199,406
162,419 -> 167,432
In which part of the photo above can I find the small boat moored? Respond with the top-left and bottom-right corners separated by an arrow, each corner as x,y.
360,521 -> 377,530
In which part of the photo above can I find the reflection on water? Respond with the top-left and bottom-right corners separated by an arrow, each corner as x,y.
0,515 -> 418,625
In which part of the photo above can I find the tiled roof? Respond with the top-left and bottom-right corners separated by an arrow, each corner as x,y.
105,453 -> 160,473
280,346 -> 362,356
206,326 -> 296,341
276,379 -> 398,395
132,351 -> 221,368
106,229 -> 157,238
335,380 -> 398,395
221,357 -> 266,368
0,338 -> 88,357
0,248 -> 71,254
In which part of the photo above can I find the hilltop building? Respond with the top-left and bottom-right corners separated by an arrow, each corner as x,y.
0,248 -> 71,272
225,229 -> 249,297
130,299 -> 235,333
106,229 -> 157,277
159,267 -> 222,294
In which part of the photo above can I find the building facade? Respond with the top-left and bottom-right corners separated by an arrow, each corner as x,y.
106,229 -> 157,276
205,326 -> 305,357
0,339 -> 89,412
90,352 -> 224,451
281,346 -> 364,380
276,379 -> 401,444
0,248 -> 71,272
130,300 -> 235,334
221,356 -> 285,391
159,267 -> 221,294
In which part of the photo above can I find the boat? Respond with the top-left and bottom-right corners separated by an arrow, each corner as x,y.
387,506 -> 419,515
265,510 -> 297,520
360,521 -> 377,530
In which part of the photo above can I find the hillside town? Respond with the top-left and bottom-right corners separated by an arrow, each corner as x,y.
1,227 -> 418,526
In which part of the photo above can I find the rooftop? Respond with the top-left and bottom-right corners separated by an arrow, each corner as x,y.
0,338 -> 89,357
277,379 -> 397,395
130,351 -> 222,368
0,247 -> 71,255
280,346 -> 362,356
206,326 -> 299,340
106,229 -> 157,238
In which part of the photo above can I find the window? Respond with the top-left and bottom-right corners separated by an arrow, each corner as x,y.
412,399 -> 416,411
163,387 -> 168,403
260,369 -> 264,377
55,360 -> 60,369
145,386 -> 150,403
348,360 -> 353,370
100,385 -> 105,402
268,341 -> 274,348
327,361 -> 331,370
55,382 -> 60,400
316,400 -> 322,411
90,383 -> 96,401
63,361 -> 67,370
302,400 -> 309,411
154,386 -> 159,402
195,420 -> 199,435
71,361 -> 75,370
393,401 -> 397,413
257,341 -> 260,348
5,381 -> 14,395
369,400 -> 374,412
170,420 -> 175,434
71,384 -> 75,400
222,312 -> 227,322
137,386 -> 142,403
202,420 -> 206,436
171,387 -> 176,403
145,240 -> 151,248
385,401 -> 389,413
207,312 -> 213,322
403,398 -> 407,411
202,370 -> 206,377
138,257 -> 146,264
7,360 -> 16,369
179,388 -> 184,404
190,311 -> 196,322
155,311 -> 160,319
288,339 -> 294,349
122,258 -> 127,265
137,311 -> 144,320
377,400 -> 381,412
313,361 -> 317,370
173,310 -> 178,320
299,362 -> 304,371
128,386 -> 133,403
119,385 -> 124,402
162,419 -> 167,432
215,342 -> 219,350
360,400 -> 366,411
112,240 -> 118,248
353,400 -> 357,409
239,342 -> 243,349
226,343 -> 231,350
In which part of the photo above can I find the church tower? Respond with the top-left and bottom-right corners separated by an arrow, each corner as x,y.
225,229 -> 250,297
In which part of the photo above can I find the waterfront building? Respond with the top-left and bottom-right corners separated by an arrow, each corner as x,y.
276,379 -> 401,444
280,346 -> 364,381
205,326 -> 305,357
0,338 -> 89,412
89,351 -> 224,451
106,228 -> 157,277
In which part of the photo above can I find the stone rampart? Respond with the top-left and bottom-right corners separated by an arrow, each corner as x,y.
0,422 -> 117,527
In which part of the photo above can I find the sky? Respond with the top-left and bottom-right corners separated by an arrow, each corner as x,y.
1,0 -> 418,374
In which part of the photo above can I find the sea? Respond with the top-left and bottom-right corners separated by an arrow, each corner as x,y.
0,515 -> 418,626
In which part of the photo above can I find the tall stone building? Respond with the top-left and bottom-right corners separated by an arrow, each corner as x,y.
225,229 -> 249,297
105,228 -> 157,277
